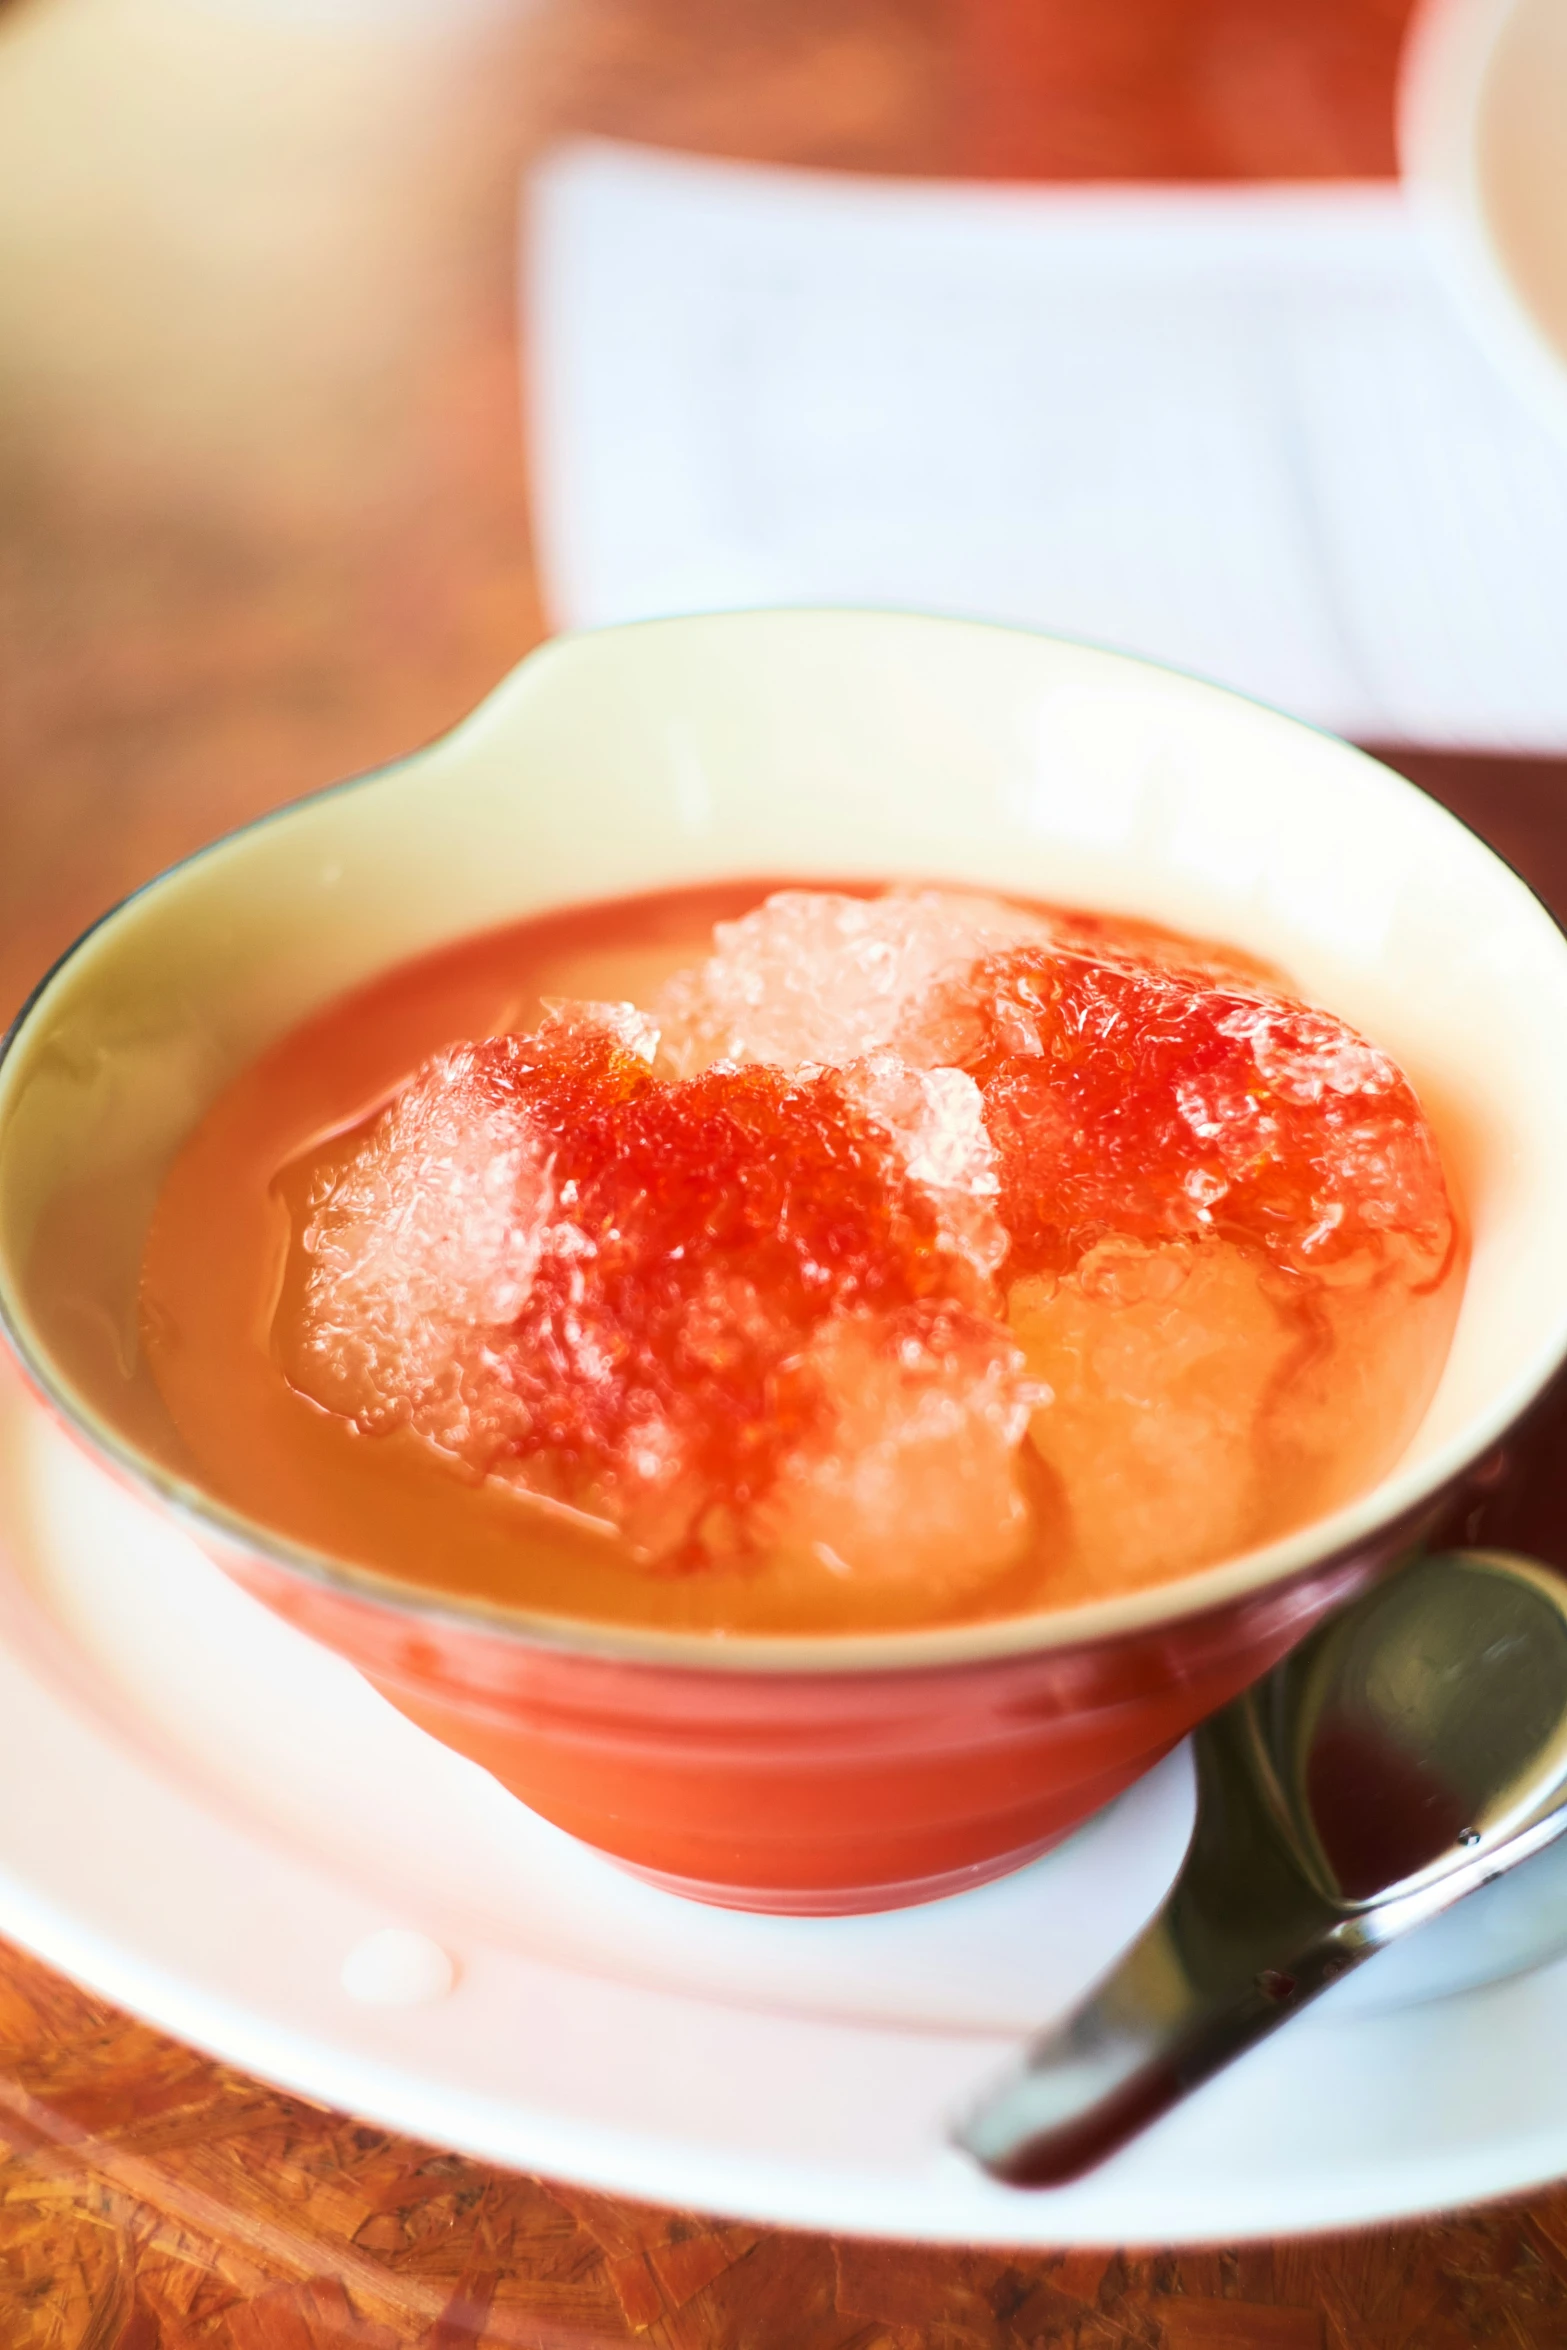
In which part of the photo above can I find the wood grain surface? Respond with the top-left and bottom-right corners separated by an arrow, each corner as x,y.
7,1918 -> 1567,2350
6,0 -> 1567,2341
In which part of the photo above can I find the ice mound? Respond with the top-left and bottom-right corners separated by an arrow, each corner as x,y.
291,1042 -> 555,1457
761,1301 -> 1037,1593
286,1002 -> 1031,1577
950,940 -> 1460,1588
283,892 -> 1459,1604
655,887 -> 1051,1076
840,1052 -> 1008,1284
943,943 -> 1455,1285
1007,1237 -> 1298,1585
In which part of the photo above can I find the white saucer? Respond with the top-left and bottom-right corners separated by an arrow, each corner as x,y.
3,1367 -> 1567,2247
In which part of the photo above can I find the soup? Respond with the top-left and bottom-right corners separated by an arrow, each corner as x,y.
140,882 -> 1464,1636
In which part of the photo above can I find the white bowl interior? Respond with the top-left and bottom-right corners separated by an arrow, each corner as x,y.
2,611 -> 1566,1645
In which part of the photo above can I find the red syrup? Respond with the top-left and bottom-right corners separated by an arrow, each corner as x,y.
140,883 -> 1465,1636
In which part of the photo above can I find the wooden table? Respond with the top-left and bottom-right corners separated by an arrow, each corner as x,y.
5,0 -> 1567,2340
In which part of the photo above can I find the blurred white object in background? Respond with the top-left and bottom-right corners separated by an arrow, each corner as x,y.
0,0 -> 524,513
528,141 -> 1567,753
190,0 -> 514,23
1401,0 -> 1567,452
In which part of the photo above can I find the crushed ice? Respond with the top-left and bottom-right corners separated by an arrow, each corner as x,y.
288,887 -> 1456,1594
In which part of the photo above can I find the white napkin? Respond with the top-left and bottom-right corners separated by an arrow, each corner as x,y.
526,141 -> 1567,752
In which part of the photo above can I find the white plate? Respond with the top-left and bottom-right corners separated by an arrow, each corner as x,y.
4,1364 -> 1567,2246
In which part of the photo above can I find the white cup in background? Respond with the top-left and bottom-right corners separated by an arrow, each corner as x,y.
1401,0 -> 1567,446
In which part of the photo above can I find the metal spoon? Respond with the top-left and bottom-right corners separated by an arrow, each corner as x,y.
959,1546 -> 1567,2187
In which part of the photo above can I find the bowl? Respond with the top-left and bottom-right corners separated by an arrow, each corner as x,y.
3,610 -> 1567,1915
1400,0 -> 1567,446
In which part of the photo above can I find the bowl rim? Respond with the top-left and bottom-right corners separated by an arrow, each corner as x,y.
3,607 -> 1566,1678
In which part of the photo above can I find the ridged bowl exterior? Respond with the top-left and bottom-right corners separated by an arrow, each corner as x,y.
220,1516 -> 1431,1913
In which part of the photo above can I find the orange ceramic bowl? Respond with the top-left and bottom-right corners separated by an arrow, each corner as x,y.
3,612 -> 1567,1914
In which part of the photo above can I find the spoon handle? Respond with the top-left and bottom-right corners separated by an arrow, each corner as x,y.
957,1705 -> 1360,2186
957,1903 -> 1354,2185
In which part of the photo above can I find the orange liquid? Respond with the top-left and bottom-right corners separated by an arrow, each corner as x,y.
140,883 -> 1466,1635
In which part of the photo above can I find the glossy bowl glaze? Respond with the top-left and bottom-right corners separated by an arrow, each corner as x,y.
4,612 -> 1567,1913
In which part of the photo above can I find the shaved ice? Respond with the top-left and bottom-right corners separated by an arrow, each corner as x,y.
655,887 -> 1050,1076
283,886 -> 1459,1603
